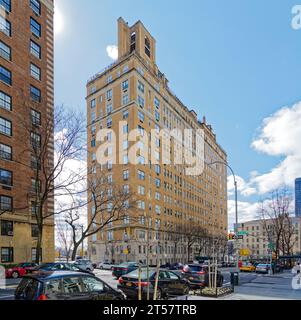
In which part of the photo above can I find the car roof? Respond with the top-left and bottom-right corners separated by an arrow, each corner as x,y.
23,271 -> 93,281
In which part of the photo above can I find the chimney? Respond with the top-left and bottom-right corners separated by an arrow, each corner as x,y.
203,116 -> 206,124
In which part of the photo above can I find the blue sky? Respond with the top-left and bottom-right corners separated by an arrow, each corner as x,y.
54,0 -> 301,225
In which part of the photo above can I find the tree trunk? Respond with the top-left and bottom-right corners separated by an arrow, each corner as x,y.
36,228 -> 43,264
71,243 -> 80,261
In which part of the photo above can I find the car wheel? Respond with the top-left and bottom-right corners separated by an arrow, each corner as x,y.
12,271 -> 19,279
183,285 -> 190,295
156,288 -> 162,300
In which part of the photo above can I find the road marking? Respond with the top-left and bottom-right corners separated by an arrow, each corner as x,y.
0,295 -> 14,299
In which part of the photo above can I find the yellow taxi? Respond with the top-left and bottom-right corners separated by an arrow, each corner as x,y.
239,263 -> 256,272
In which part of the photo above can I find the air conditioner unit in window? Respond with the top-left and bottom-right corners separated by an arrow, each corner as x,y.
7,231 -> 14,236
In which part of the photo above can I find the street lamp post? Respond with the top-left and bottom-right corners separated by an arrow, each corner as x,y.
207,161 -> 239,272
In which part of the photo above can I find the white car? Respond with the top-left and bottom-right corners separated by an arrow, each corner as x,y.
98,261 -> 115,270
73,259 -> 94,272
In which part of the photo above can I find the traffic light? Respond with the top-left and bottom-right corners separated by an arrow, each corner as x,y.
228,233 -> 235,240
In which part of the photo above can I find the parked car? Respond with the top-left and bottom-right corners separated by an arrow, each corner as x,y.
161,263 -> 184,271
73,260 -> 94,272
117,268 -> 190,300
112,262 -> 140,278
239,263 -> 256,273
5,263 -> 38,279
98,261 -> 115,270
31,263 -> 94,275
256,264 -> 271,274
180,264 -> 207,288
15,271 -> 126,300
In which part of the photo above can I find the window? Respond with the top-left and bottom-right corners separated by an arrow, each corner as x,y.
123,140 -> 128,150
1,247 -> 13,263
107,75 -> 112,83
30,40 -> 41,59
0,91 -> 11,110
123,185 -> 130,194
30,18 -> 41,37
31,201 -> 38,216
122,80 -> 128,91
138,185 -> 145,195
90,99 -> 96,109
138,170 -> 145,181
122,94 -> 129,105
0,143 -> 11,160
0,41 -> 11,61
123,155 -> 129,165
0,65 -> 11,85
145,37 -> 151,58
138,111 -> 144,122
31,132 -> 41,149
0,117 -> 11,136
107,116 -> 112,128
123,110 -> 129,120
154,97 -> 160,109
138,81 -> 145,93
155,205 -> 161,214
30,0 -> 41,15
1,220 -> 13,236
82,277 -> 105,293
130,32 -> 136,53
138,125 -> 144,136
31,224 -> 39,238
123,124 -> 128,134
106,89 -> 112,100
155,178 -> 161,188
30,63 -> 41,80
30,85 -> 41,102
138,201 -> 145,210
31,248 -> 42,263
0,196 -> 12,211
31,109 -> 41,126
106,103 -> 113,114
0,168 -> 12,186
0,0 -> 11,12
31,155 -> 41,170
108,231 -> 114,241
138,95 -> 145,108
0,16 -> 11,36
155,110 -> 160,122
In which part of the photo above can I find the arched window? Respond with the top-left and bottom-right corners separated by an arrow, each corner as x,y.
145,36 -> 151,58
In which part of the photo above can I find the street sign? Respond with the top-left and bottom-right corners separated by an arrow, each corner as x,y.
238,231 -> 248,236
123,249 -> 129,255
233,235 -> 244,240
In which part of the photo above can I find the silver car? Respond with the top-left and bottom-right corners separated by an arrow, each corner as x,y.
98,261 -> 115,270
73,259 -> 94,272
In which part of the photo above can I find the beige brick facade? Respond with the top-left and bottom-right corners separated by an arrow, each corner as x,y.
87,18 -> 228,265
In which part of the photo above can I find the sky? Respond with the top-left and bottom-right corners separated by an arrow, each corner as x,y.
54,0 -> 301,229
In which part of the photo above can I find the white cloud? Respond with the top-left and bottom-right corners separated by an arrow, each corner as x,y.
106,45 -> 118,61
250,101 -> 301,194
54,1 -> 64,35
228,175 -> 257,197
228,200 -> 260,230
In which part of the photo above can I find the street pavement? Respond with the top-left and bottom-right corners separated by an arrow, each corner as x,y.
1,268 -> 301,300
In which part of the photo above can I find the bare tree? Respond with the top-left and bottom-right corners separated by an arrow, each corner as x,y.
56,220 -> 74,262
258,189 -> 293,260
280,213 -> 297,257
63,175 -> 137,261
15,104 -> 86,263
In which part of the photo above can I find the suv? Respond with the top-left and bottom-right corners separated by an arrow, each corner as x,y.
15,271 -> 126,300
98,261 -> 115,270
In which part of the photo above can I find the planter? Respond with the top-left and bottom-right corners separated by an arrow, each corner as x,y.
200,286 -> 234,298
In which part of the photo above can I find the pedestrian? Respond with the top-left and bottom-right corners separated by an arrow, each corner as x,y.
297,263 -> 301,275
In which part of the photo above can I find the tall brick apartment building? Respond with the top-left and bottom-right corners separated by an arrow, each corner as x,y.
0,0 -> 54,264
87,18 -> 228,265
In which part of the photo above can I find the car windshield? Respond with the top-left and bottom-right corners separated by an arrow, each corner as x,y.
257,264 -> 268,267
187,265 -> 203,272
125,269 -> 155,279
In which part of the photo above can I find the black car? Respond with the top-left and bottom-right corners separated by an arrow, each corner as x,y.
112,262 -> 140,278
117,268 -> 190,300
181,264 -> 224,288
31,263 -> 95,276
15,271 -> 126,300
161,263 -> 184,271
